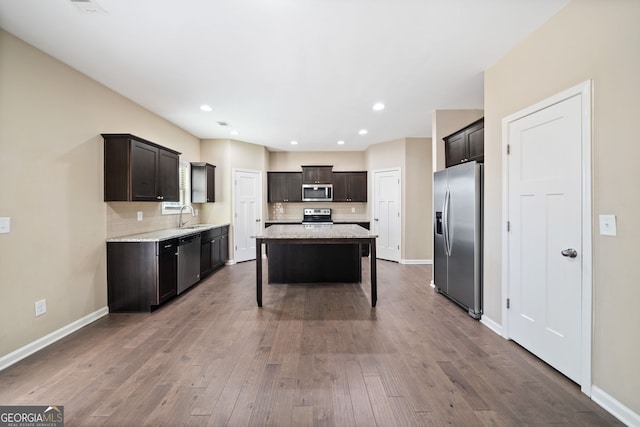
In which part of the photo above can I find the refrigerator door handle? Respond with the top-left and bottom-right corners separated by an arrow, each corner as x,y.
443,189 -> 451,256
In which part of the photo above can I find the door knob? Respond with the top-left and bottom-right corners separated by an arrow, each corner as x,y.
561,248 -> 578,258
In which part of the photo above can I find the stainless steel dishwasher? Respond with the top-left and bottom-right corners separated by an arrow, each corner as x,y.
177,233 -> 201,294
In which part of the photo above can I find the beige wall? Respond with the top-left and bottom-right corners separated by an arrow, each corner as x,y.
200,138 -> 269,261
366,138 -> 432,262
269,151 -> 366,171
0,30 -> 200,358
485,0 -> 640,414
405,138 -> 432,261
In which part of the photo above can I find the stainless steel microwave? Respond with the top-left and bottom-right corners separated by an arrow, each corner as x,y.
302,184 -> 333,202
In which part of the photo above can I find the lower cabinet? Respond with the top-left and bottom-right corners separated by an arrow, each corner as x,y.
158,239 -> 178,304
107,239 -> 178,312
200,226 -> 229,277
107,225 -> 229,313
337,222 -> 371,256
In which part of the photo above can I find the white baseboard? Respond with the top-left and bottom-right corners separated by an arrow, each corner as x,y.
399,259 -> 432,265
591,385 -> 640,427
480,315 -> 503,336
0,306 -> 109,372
477,318 -> 639,426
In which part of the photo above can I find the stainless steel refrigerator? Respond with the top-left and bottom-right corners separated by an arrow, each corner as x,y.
433,161 -> 483,319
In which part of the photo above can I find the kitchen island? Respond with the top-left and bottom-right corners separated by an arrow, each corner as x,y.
253,224 -> 378,307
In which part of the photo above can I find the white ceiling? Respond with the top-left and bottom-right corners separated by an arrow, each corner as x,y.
0,0 -> 568,151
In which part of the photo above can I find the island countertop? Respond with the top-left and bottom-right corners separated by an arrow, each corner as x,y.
253,223 -> 378,307
253,223 -> 378,240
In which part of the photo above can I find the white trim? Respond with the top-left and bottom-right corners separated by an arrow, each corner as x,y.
370,167 -> 402,263
232,168 -> 263,263
400,259 -> 432,265
480,315 -> 503,337
591,386 -> 640,427
0,306 -> 109,371
501,80 -> 593,395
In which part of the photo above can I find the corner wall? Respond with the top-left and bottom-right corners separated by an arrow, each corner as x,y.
0,30 -> 200,358
366,137 -> 432,263
484,0 -> 640,416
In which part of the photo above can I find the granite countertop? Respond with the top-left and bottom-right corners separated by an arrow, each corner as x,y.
107,223 -> 230,243
253,224 -> 377,240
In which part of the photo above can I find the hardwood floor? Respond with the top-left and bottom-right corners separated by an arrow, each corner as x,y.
0,260 -> 621,426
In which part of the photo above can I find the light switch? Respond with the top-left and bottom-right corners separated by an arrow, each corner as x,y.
599,214 -> 617,236
137,211 -> 143,221
0,217 -> 10,234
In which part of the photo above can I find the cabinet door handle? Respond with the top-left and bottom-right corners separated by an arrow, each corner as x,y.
157,195 -> 164,200
164,244 -> 173,248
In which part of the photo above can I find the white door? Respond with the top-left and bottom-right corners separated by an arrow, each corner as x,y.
233,170 -> 262,263
373,169 -> 401,262
505,87 -> 589,385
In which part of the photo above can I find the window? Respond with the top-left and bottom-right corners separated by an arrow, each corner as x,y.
162,160 -> 190,215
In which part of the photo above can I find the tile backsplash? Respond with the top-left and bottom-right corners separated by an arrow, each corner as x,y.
106,202 -> 200,238
268,202 -> 369,221
107,201 -> 368,238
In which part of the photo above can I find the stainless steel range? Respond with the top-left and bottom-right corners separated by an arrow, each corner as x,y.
302,208 -> 333,225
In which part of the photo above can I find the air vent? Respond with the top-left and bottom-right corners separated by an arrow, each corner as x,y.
216,121 -> 229,127
70,0 -> 106,13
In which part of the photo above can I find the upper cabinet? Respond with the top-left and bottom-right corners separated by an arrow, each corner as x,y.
103,134 -> 181,202
444,118 -> 484,168
191,162 -> 215,203
332,172 -> 367,202
301,165 -> 333,184
268,172 -> 303,203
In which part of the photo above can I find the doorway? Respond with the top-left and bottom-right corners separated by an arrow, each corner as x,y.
502,81 -> 592,393
233,169 -> 262,263
372,168 -> 401,262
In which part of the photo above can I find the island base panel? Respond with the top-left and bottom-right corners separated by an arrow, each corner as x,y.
267,243 -> 361,283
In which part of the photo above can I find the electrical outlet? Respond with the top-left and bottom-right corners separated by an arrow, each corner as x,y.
351,208 -> 356,213
195,209 -> 199,216
137,211 -> 143,221
35,299 -> 47,317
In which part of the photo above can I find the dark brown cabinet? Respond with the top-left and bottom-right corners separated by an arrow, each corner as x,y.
158,240 -> 178,304
103,133 -> 181,202
332,172 -> 367,202
444,118 -> 484,167
191,162 -> 215,203
200,226 -> 229,277
107,239 -> 177,312
301,165 -> 333,184
267,172 -> 303,202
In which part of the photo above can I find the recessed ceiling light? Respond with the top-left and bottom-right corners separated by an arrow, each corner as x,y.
337,140 -> 345,145
200,105 -> 213,112
373,102 -> 385,111
290,140 -> 298,145
230,130 -> 239,135
358,129 -> 368,135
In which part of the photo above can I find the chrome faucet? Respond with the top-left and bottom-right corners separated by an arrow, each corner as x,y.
178,205 -> 195,228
